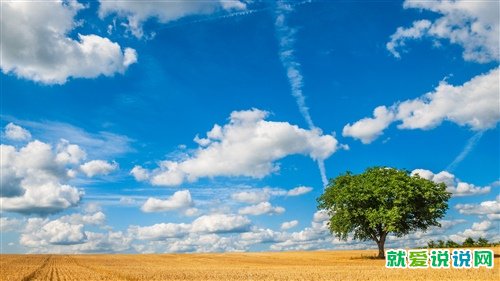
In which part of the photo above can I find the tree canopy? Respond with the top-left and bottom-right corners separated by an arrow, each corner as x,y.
317,167 -> 451,258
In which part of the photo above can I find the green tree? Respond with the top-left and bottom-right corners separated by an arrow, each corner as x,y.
445,240 -> 460,248
476,238 -> 489,247
317,167 -> 450,258
437,239 -> 446,248
427,240 -> 436,248
462,237 -> 475,247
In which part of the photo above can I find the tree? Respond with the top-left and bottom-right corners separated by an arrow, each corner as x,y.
476,238 -> 489,247
317,167 -> 450,258
427,240 -> 436,248
462,237 -> 475,247
437,239 -> 446,248
445,240 -> 460,248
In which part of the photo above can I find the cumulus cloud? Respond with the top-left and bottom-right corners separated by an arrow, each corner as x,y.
0,217 -> 22,232
0,0 -> 137,84
448,220 -> 499,243
240,228 -> 286,245
141,190 -> 194,213
73,230 -> 132,253
343,68 -> 499,143
80,160 -> 118,177
134,109 -> 339,186
18,119 -> 133,159
0,130 -> 118,215
270,210 -> 333,251
231,190 -> 271,204
130,214 -> 251,241
231,186 -> 313,205
4,123 -> 31,141
190,214 -> 251,233
174,234 -> 248,253
412,169 -> 491,197
98,0 -> 246,38
20,212 -> 132,253
21,218 -> 87,246
342,106 -> 395,144
129,223 -> 190,240
0,140 -> 84,214
455,196 -> 500,220
238,202 -> 285,216
60,211 -> 107,226
130,165 -> 150,181
281,220 -> 299,230
286,186 -> 313,196
387,0 -> 499,63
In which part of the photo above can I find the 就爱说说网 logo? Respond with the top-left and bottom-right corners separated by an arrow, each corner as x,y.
385,249 -> 494,269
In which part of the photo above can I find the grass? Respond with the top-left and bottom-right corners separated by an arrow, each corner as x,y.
1,247 -> 499,280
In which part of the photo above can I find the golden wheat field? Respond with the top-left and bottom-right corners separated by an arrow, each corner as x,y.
1,248 -> 499,281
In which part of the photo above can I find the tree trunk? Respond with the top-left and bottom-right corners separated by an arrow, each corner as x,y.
377,241 -> 385,258
377,232 -> 387,259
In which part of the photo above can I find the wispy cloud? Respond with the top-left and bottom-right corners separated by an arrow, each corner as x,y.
274,1 -> 330,187
1,116 -> 134,159
446,131 -> 484,172
274,1 -> 314,130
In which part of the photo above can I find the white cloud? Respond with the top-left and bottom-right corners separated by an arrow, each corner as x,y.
231,190 -> 271,204
0,140 -> 84,214
231,186 -> 312,205
130,213 -> 251,241
238,202 -> 285,216
129,223 -> 190,240
80,160 -> 118,177
274,2 -> 335,186
387,0 -> 499,63
342,106 -> 395,144
4,123 -> 31,141
119,197 -> 137,206
19,212 -> 132,253
448,220 -> 499,243
21,218 -> 87,246
55,139 -> 87,165
281,220 -> 299,230
344,68 -> 499,143
313,210 -> 330,223
190,214 -> 251,233
455,196 -> 500,220
141,190 -> 194,213
161,233 -> 247,253
8,119 -> 133,159
73,230 -> 132,253
240,228 -> 285,245
412,169 -> 491,197
0,133 -> 119,215
0,217 -> 22,232
98,0 -> 246,38
60,211 -> 106,226
183,208 -> 200,217
130,165 -> 150,181
1,0 -> 137,84
446,131 -> 484,171
136,109 -> 339,186
287,186 -> 313,196
270,210 -> 333,251
387,19 -> 432,59
275,2 -> 315,130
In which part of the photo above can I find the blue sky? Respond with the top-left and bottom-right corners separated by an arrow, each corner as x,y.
1,0 -> 498,253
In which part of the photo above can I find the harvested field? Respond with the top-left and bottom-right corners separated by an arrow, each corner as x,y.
1,248 -> 499,281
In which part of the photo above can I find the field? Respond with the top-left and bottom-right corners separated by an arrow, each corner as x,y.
1,248 -> 499,281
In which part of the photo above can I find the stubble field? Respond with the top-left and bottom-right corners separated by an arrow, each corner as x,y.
1,248 -> 499,281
